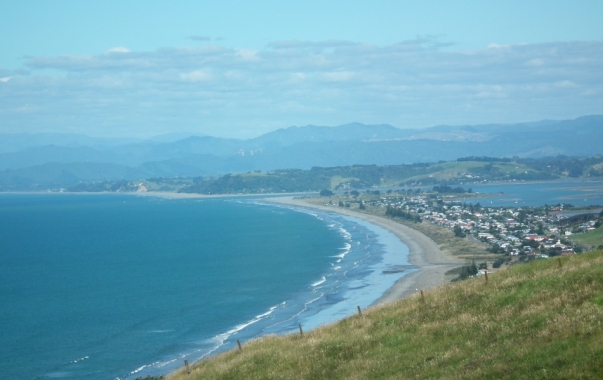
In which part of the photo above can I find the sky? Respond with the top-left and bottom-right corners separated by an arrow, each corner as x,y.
1,1 -> 602,139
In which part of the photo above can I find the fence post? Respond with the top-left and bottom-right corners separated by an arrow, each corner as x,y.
357,306 -> 362,316
298,324 -> 303,337
184,360 -> 190,374
237,339 -> 242,351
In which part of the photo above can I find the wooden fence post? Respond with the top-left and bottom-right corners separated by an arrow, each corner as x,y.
357,306 -> 362,316
298,324 -> 303,337
237,339 -> 242,351
184,359 -> 190,374
420,290 -> 425,302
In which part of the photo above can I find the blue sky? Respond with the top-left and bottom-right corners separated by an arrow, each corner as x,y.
1,1 -> 602,138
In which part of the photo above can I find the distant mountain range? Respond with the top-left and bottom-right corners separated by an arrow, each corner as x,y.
1,115 -> 602,190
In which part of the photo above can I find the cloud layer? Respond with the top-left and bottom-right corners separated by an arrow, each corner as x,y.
1,38 -> 602,137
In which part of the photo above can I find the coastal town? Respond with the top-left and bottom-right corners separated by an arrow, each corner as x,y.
320,187 -> 603,272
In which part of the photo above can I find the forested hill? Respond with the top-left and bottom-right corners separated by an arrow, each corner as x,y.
177,155 -> 603,195
59,155 -> 603,194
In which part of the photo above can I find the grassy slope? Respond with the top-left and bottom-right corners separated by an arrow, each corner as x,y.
169,251 -> 603,380
400,161 -> 538,184
402,161 -> 482,182
570,226 -> 603,248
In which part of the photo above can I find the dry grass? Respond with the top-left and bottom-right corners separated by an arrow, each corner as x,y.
168,251 -> 603,380
389,217 -> 492,260
354,202 -> 491,261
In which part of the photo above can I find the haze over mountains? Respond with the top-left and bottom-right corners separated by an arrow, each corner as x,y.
1,115 -> 602,190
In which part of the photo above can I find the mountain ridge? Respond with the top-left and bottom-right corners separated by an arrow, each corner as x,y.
1,115 -> 602,189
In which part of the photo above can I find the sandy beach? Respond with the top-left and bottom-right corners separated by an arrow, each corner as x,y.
267,196 -> 463,305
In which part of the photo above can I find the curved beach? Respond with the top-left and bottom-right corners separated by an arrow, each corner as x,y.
267,196 -> 463,305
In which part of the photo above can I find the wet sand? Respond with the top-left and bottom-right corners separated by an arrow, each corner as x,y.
267,197 -> 463,305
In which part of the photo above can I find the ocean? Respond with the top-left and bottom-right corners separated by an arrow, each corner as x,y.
0,194 -> 410,379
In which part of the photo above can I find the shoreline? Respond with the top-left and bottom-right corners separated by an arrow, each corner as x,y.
265,196 -> 463,305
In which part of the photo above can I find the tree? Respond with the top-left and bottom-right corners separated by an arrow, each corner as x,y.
537,223 -> 544,235
453,260 -> 478,281
489,243 -> 501,254
320,189 -> 334,196
453,225 -> 466,238
492,258 -> 505,268
350,190 -> 360,197
385,206 -> 422,223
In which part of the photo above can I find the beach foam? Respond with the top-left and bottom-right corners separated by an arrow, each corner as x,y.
311,276 -> 327,287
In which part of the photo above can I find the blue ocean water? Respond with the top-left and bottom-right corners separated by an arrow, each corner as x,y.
0,194 -> 410,379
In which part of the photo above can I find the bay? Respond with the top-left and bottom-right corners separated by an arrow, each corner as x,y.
0,194 -> 409,379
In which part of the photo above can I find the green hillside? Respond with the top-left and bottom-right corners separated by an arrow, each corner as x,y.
3,155 -> 598,193
571,226 -> 603,250
167,251 -> 603,379
177,156 -> 603,195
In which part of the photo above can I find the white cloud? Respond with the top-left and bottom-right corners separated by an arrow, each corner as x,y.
320,71 -> 356,82
106,47 -> 131,54
188,35 -> 211,42
555,80 -> 577,88
179,69 -> 212,82
15,104 -> 42,114
268,40 -> 356,50
236,49 -> 259,62
289,72 -> 306,83
526,58 -> 545,66
582,89 -> 598,96
475,85 -> 507,99
223,70 -> 244,80
1,38 -> 601,137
